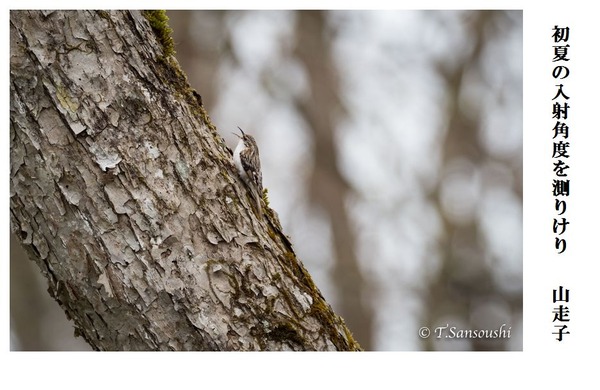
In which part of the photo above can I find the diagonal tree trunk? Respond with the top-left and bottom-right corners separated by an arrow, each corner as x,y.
10,10 -> 360,351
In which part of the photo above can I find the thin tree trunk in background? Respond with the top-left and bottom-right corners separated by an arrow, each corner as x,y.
424,11 -> 522,351
168,10 -> 227,111
294,11 -> 373,350
10,10 -> 360,351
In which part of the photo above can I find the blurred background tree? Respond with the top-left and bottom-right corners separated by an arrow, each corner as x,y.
11,9 -> 522,351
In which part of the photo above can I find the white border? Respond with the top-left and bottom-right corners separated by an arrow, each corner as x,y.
3,1 -> 599,388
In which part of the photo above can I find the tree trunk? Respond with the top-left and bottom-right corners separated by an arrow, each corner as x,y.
10,10 -> 360,351
294,11 -> 373,350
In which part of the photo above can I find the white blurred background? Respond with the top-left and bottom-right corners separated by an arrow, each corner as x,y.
11,10 -> 522,351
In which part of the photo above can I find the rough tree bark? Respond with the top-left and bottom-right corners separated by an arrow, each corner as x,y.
10,10 -> 360,351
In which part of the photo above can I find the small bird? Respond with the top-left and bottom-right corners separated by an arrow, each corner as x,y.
233,127 -> 263,215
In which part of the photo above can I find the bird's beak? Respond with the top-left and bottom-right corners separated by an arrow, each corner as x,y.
237,126 -> 246,136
